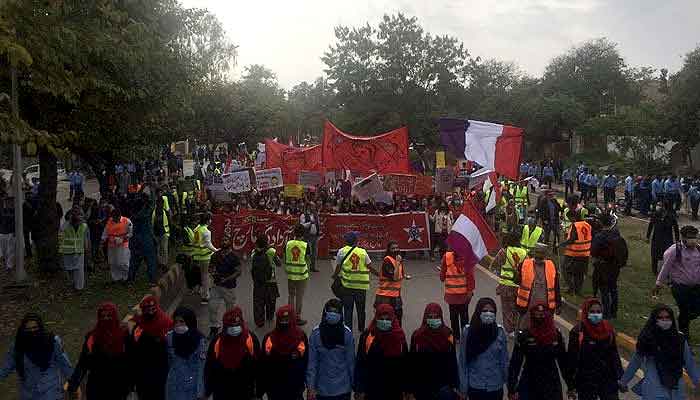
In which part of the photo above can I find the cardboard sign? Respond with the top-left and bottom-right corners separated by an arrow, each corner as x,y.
222,169 -> 253,193
255,168 -> 283,191
352,173 -> 383,202
436,151 -> 446,168
415,175 -> 433,195
383,174 -> 416,195
298,171 -> 323,188
436,168 -> 455,193
283,184 -> 304,198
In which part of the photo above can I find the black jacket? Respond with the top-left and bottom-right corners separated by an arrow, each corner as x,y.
204,332 -> 260,400
408,331 -> 459,400
68,333 -> 132,400
567,324 -> 623,395
258,332 -> 309,399
354,331 -> 409,400
508,329 -> 571,398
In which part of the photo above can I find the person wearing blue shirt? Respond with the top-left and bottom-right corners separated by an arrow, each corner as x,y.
68,169 -> 84,202
542,164 -> 554,189
458,298 -> 508,399
620,305 -> 700,399
527,164 -> 537,179
0,314 -> 74,400
603,174 -> 618,203
519,163 -> 529,179
165,307 -> 207,400
689,180 -> 700,221
624,174 -> 635,215
307,299 -> 355,400
562,168 -> 574,200
651,176 -> 664,207
665,176 -> 682,211
579,171 -> 589,201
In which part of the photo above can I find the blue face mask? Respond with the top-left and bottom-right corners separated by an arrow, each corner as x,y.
480,311 -> 496,325
226,326 -> 242,336
588,313 -> 603,325
325,311 -> 342,325
376,319 -> 393,331
426,318 -> 442,329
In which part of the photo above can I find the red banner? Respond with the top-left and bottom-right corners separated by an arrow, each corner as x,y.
322,121 -> 410,174
210,209 -> 431,257
382,174 -> 433,196
263,140 -> 322,183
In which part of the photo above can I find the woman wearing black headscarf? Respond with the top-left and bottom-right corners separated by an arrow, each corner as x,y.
0,313 -> 73,400
306,299 -> 354,400
165,307 -> 206,400
409,303 -> 460,400
457,298 -> 508,400
646,200 -> 679,275
620,305 -> 700,399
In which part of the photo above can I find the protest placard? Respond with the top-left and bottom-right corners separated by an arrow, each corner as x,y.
352,173 -> 382,202
284,184 -> 304,198
436,151 -> 446,168
436,168 -> 455,193
298,171 -> 323,188
255,168 -> 283,191
222,169 -> 253,193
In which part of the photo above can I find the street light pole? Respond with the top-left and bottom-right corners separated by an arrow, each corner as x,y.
10,64 -> 27,283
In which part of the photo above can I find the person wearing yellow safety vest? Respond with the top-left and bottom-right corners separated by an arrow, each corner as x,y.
60,206 -> 90,290
560,209 -> 592,296
193,212 -> 219,305
284,224 -> 311,326
513,180 -> 530,223
515,243 -> 561,322
520,216 -> 543,253
375,241 -> 412,325
332,231 -> 374,333
562,194 -> 589,234
152,196 -> 171,270
489,232 -> 528,335
178,216 -> 200,292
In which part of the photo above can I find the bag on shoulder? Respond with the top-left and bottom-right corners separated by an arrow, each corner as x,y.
331,246 -> 356,298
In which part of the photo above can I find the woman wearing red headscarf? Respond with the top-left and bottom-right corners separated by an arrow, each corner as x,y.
508,302 -> 571,400
128,295 -> 173,400
354,303 -> 409,400
408,303 -> 459,400
259,305 -> 309,400
67,303 -> 131,399
204,307 -> 260,400
567,298 -> 623,400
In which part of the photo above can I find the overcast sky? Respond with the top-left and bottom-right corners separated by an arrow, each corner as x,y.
180,0 -> 700,89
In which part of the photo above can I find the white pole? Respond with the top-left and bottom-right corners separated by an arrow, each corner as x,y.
11,65 -> 26,282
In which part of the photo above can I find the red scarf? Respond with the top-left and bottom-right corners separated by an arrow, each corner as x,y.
89,303 -> 126,355
269,305 -> 306,356
529,302 -> 557,346
412,303 -> 452,353
217,307 -> 251,370
580,298 -> 614,341
368,304 -> 406,357
133,295 -> 173,339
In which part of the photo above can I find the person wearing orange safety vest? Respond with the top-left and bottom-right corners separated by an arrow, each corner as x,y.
204,307 -> 260,400
560,209 -> 592,296
258,305 -> 309,400
439,247 -> 475,340
101,207 -> 132,282
375,240 -> 412,325
515,244 -> 561,320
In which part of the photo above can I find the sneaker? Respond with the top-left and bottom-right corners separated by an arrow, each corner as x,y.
296,319 -> 307,326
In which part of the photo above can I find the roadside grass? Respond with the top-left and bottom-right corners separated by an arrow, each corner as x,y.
562,216 -> 700,344
0,263 -> 151,397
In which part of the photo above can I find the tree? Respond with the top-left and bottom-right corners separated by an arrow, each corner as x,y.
663,46 -> 700,168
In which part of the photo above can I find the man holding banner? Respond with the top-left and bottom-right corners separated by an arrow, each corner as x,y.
284,224 -> 311,326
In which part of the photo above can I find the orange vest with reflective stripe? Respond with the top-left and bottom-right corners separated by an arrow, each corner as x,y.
264,336 -> 306,357
443,252 -> 468,295
106,217 -> 129,248
376,256 -> 403,298
213,335 -> 255,361
516,258 -> 557,310
565,221 -> 592,257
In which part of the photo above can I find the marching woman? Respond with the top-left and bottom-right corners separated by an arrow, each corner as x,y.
508,302 -> 572,400
620,305 -> 700,399
259,305 -> 309,400
354,303 -> 409,400
67,303 -> 131,400
306,299 -> 355,400
0,314 -> 73,400
457,298 -> 508,400
567,298 -> 623,400
129,295 -> 173,400
165,306 -> 207,400
409,303 -> 460,400
204,307 -> 260,400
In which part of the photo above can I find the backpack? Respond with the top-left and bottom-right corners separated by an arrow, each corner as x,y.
251,249 -> 272,284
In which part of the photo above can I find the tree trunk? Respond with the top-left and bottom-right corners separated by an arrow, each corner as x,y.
35,148 -> 60,272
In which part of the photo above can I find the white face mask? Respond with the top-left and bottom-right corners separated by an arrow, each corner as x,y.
226,326 -> 242,336
174,325 -> 189,335
657,320 -> 673,331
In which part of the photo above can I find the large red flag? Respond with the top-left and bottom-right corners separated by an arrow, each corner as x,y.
322,121 -> 411,174
263,139 -> 322,183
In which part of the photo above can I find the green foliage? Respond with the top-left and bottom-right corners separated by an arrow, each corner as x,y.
663,46 -> 700,164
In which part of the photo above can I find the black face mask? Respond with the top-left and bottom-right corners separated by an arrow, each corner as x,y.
277,322 -> 290,331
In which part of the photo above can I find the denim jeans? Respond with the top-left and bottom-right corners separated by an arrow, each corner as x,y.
342,288 -> 367,332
